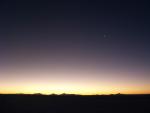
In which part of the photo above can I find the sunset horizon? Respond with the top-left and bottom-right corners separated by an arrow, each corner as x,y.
1,1 -> 150,113
0,0 -> 150,99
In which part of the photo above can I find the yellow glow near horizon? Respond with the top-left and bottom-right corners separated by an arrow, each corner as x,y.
0,82 -> 150,95
0,65 -> 150,95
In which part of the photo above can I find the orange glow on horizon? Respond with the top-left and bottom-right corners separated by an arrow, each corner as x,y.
0,64 -> 150,95
0,83 -> 150,95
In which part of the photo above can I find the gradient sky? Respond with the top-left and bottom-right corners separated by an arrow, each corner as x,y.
0,0 -> 150,94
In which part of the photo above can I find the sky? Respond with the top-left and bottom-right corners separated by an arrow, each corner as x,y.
0,0 -> 150,95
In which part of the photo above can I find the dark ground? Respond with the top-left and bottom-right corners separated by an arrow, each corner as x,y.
0,94 -> 150,113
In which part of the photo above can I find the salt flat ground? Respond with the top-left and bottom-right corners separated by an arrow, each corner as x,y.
0,94 -> 150,113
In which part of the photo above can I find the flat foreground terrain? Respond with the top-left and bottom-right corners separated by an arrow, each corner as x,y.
0,94 -> 150,113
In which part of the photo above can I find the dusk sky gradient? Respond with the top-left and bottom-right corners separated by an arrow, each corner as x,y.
0,0 -> 150,94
